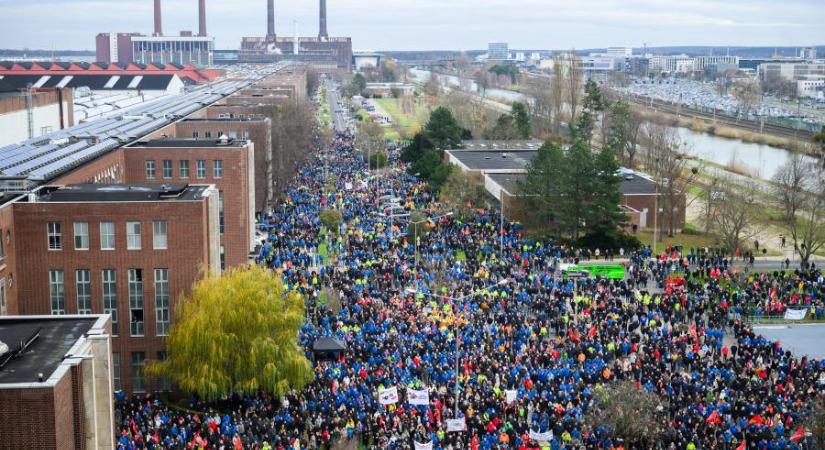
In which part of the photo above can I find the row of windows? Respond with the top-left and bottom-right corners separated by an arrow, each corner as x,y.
47,221 -> 167,251
145,159 -> 222,180
49,268 -> 169,337
191,129 -> 249,140
113,351 -> 169,392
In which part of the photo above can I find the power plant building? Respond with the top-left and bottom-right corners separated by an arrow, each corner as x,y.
239,0 -> 353,70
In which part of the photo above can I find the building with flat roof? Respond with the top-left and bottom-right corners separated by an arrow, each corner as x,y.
0,87 -> 74,148
445,142 -> 685,232
488,42 -> 509,61
0,314 -> 113,449
9,183 -> 220,393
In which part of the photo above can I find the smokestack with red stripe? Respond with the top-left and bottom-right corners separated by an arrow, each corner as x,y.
319,0 -> 328,40
267,0 -> 276,41
153,0 -> 163,36
198,0 -> 207,36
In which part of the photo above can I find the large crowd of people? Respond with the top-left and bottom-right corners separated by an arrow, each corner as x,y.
115,119 -> 825,449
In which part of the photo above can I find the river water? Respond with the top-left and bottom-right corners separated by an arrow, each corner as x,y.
677,128 -> 818,180
410,68 -> 816,179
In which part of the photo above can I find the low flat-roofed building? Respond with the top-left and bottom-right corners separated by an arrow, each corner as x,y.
445,142 -> 685,232
10,183 -> 219,393
0,314 -> 113,449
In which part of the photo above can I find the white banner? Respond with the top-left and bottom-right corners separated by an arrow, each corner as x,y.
784,309 -> 807,320
407,388 -> 430,406
414,441 -> 433,450
378,386 -> 399,405
529,430 -> 554,442
345,182 -> 353,190
446,418 -> 466,432
505,390 -> 518,404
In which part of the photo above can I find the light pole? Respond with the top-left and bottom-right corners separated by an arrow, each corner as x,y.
409,212 -> 453,276
407,278 -> 510,417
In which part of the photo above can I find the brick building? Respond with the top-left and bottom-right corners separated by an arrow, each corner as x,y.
10,184 -> 220,393
123,138 -> 255,269
0,315 -> 113,450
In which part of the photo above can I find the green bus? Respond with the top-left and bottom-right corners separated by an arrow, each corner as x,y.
561,263 -> 625,280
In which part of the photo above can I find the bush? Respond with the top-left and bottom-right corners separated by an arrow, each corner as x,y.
575,230 -> 642,252
369,151 -> 388,169
319,209 -> 343,231
682,223 -> 701,235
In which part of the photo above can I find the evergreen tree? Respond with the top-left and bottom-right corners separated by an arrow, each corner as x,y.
518,142 -> 566,229
423,106 -> 464,150
511,102 -> 531,138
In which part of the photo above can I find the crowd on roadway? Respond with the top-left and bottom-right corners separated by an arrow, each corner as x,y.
114,125 -> 825,449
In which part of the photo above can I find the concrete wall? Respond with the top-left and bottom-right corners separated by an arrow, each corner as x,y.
0,89 -> 74,147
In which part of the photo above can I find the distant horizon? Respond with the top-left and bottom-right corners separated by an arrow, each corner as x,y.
0,0 -> 822,52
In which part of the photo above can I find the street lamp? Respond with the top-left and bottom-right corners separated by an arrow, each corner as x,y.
405,278 -> 510,416
409,212 -> 453,272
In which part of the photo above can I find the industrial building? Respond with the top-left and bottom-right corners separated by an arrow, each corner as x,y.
95,0 -> 214,66
0,86 -> 74,147
0,315 -> 113,450
239,0 -> 353,70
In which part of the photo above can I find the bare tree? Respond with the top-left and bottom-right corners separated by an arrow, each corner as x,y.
550,53 -> 565,131
773,156 -> 825,264
523,77 -> 554,138
710,181 -> 761,255
271,100 -> 316,203
585,381 -> 668,448
643,123 -> 697,236
732,79 -> 761,120
438,169 -> 491,219
356,121 -> 386,163
565,50 -> 583,124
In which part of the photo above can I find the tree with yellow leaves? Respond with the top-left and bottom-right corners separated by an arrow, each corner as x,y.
148,265 -> 313,400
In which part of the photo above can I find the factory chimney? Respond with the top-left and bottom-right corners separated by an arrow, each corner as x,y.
266,0 -> 276,41
153,0 -> 163,36
198,0 -> 207,36
318,0 -> 328,40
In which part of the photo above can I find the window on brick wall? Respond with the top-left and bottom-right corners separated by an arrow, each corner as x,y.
0,279 -> 6,316
213,160 -> 223,178
128,269 -> 144,336
102,269 -> 118,335
100,222 -> 115,250
126,222 -> 141,250
218,190 -> 225,234
73,222 -> 89,250
162,160 -> 173,179
154,268 -> 169,336
152,221 -> 167,250
47,222 -> 62,250
131,352 -> 146,392
49,270 -> 65,314
179,160 -> 190,178
76,269 -> 92,314
196,160 -> 206,179
145,160 -> 156,179
112,352 -> 121,391
192,131 -> 199,138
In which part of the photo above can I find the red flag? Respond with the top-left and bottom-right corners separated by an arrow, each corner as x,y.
706,410 -> 721,424
791,425 -> 806,443
736,440 -> 746,450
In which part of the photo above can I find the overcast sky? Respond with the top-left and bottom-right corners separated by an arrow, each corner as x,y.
0,0 -> 823,51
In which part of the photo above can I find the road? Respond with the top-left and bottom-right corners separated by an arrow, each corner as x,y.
325,79 -> 348,133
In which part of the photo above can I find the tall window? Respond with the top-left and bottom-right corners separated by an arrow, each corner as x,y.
157,351 -> 171,391
192,131 -> 199,138
112,353 -> 122,391
48,222 -> 62,250
49,270 -> 65,314
154,268 -> 169,336
126,222 -> 141,250
145,160 -> 156,179
73,222 -> 89,250
220,245 -> 226,272
179,160 -> 190,178
102,269 -> 118,335
76,269 -> 92,314
213,160 -> 223,178
0,228 -> 5,260
131,352 -> 146,392
196,160 -> 206,179
204,131 -> 212,139
128,269 -> 144,336
0,279 -> 6,316
152,221 -> 168,250
100,222 -> 115,250
218,191 -> 225,234
162,160 -> 173,178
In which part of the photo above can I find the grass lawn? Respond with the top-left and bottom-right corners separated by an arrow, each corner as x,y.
636,229 -> 720,250
374,98 -> 429,137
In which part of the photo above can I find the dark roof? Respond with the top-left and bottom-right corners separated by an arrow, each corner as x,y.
0,317 -> 96,384
487,173 -> 526,195
618,172 -> 658,195
313,336 -> 348,353
446,150 -> 537,171
0,74 -> 176,91
460,140 -> 543,151
37,183 -> 210,202
0,78 -> 16,93
132,138 -> 246,148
